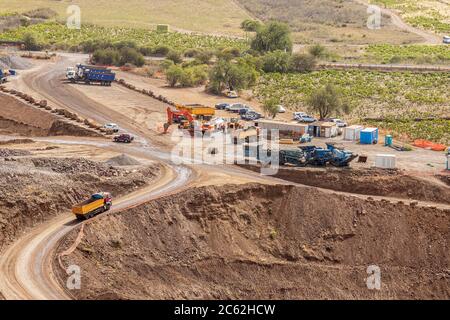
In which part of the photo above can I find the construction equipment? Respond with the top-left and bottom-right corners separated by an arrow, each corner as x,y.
66,64 -> 115,86
164,107 -> 213,136
276,143 -> 358,167
299,133 -> 312,143
72,192 -> 112,220
175,104 -> 215,118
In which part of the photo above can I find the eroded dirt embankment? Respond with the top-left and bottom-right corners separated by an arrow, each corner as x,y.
57,183 -> 450,300
0,94 -> 100,137
238,165 -> 450,205
0,155 -> 161,251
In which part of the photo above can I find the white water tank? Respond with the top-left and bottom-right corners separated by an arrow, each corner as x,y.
375,154 -> 396,169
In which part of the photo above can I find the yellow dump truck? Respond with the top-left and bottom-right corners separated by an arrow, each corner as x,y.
175,103 -> 215,117
72,192 -> 112,220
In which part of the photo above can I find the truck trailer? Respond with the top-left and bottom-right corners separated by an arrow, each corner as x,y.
66,64 -> 116,86
72,192 -> 112,220
0,69 -> 14,83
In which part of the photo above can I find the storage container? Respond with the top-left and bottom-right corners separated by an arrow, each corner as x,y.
375,154 -> 396,169
360,128 -> 379,144
344,125 -> 363,141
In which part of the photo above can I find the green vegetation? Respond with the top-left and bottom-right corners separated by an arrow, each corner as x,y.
0,22 -> 249,52
365,118 -> 450,144
307,84 -> 349,119
262,97 -> 280,119
165,63 -> 208,87
373,0 -> 450,34
251,21 -> 292,53
366,44 -> 450,64
255,70 -> 449,142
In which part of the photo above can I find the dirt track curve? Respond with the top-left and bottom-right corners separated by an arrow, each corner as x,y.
0,54 -> 448,300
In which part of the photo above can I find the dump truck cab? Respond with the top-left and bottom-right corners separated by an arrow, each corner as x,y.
72,192 -> 112,220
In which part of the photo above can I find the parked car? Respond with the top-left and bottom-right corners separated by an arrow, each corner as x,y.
241,111 -> 262,121
225,90 -> 238,98
296,115 -> 317,123
277,105 -> 286,113
321,118 -> 348,127
113,133 -> 134,143
215,103 -> 230,110
443,36 -> 450,44
330,118 -> 347,127
293,112 -> 308,120
228,103 -> 246,113
104,123 -> 119,132
238,106 -> 251,115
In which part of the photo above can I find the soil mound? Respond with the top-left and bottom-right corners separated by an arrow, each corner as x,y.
106,154 -> 141,166
0,55 -> 33,70
57,183 -> 450,300
0,157 -> 161,251
0,94 -> 101,137
239,165 -> 450,205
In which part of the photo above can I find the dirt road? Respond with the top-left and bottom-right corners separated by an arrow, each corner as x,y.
354,0 -> 442,44
1,54 -> 448,300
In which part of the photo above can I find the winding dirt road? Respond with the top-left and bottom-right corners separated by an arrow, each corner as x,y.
1,54 -> 448,300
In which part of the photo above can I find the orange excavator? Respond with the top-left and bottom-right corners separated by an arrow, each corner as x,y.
164,107 -> 213,136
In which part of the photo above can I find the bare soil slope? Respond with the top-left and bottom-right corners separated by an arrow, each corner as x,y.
0,155 -> 161,250
57,183 -> 450,300
238,165 -> 450,204
0,94 -> 100,137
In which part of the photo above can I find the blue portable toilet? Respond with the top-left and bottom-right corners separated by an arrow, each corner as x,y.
384,135 -> 393,146
360,128 -> 379,144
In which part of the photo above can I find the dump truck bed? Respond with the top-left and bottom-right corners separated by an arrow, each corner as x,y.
72,198 -> 105,215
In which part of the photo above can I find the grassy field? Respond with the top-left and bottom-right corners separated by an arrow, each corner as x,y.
255,70 -> 450,142
372,0 -> 450,34
0,0 -> 251,35
236,0 -> 422,44
0,22 -> 248,52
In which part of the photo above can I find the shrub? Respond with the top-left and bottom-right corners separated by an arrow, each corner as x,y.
119,47 -> 145,67
166,64 -> 184,87
166,50 -> 183,64
22,33 -> 42,51
289,53 -> 317,73
152,45 -> 170,56
308,44 -> 327,58
92,48 -> 120,65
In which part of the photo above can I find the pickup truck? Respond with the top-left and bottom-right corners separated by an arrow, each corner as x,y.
72,192 -> 112,220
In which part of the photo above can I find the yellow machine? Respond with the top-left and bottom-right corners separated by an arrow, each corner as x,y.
72,192 -> 112,220
175,103 -> 215,117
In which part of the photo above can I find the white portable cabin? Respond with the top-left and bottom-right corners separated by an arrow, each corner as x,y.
375,154 -> 396,169
344,125 -> 364,141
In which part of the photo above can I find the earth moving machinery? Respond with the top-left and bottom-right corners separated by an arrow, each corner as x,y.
175,104 -> 215,118
66,64 -> 115,86
164,107 -> 213,136
274,143 -> 357,167
72,192 -> 112,220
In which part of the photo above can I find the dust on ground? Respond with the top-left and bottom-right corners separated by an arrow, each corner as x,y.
56,183 -> 450,300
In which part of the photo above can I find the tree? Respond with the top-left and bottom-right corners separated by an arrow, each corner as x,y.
289,53 -> 316,73
307,84 -> 350,119
262,50 -> 290,73
166,65 -> 184,87
208,58 -> 258,94
251,21 -> 292,53
262,97 -> 280,119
